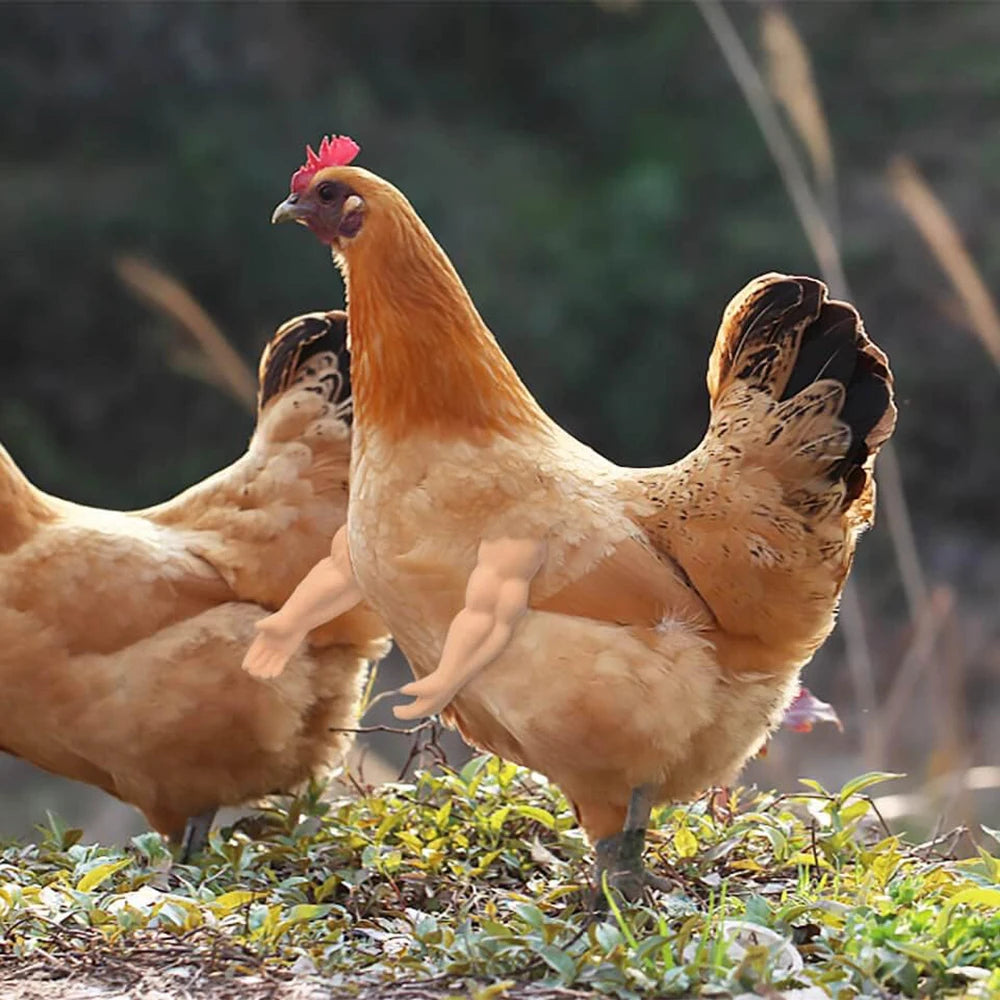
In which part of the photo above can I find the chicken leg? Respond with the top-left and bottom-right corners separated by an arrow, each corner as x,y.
178,807 -> 217,863
593,786 -> 675,901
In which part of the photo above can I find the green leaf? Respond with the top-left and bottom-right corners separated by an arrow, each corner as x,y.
837,771 -> 905,803
594,921 -> 624,952
435,800 -> 453,828
75,858 -> 131,893
980,824 -> 1000,849
480,920 -> 513,938
315,874 -> 340,902
459,755 -> 489,786
510,902 -> 545,929
536,944 -> 577,981
601,872 -> 639,949
798,778 -> 829,795
839,799 -> 872,824
374,811 -> 400,843
886,938 -> 947,967
488,806 -> 511,833
756,823 -> 788,860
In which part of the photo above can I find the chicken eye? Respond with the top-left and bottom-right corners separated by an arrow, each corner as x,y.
317,182 -> 338,203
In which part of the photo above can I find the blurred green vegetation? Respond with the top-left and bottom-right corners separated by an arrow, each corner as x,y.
2,2 -> 1000,837
3,2 -> 998,515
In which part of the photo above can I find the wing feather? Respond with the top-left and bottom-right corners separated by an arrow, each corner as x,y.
532,535 -> 714,631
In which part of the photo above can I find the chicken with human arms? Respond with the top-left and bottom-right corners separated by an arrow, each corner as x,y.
244,135 -> 895,896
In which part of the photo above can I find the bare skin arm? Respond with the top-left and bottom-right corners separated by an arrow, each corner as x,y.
242,526 -> 362,679
393,537 -> 546,719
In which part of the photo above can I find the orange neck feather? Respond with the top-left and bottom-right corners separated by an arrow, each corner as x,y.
339,193 -> 546,445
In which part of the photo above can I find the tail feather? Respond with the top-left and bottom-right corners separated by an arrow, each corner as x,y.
709,273 -> 896,518
258,310 -> 351,418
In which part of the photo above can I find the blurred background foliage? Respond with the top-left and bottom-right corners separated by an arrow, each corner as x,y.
1,1 -> 998,843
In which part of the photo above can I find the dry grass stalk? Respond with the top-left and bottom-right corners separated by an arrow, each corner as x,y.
872,764 -> 999,824
694,0 -> 847,293
695,0 -> 934,746
115,256 -> 257,413
837,580 -> 878,761
928,606 -> 976,833
871,586 -> 955,767
875,442 -> 929,622
760,5 -> 837,225
888,155 -> 1000,371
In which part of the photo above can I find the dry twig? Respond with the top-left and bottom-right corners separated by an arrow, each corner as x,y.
760,5 -> 837,231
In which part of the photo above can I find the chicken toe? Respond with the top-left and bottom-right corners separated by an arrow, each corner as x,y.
592,787 -> 677,903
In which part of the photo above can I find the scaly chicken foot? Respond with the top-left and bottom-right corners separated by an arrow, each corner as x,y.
593,787 -> 677,903
178,807 -> 217,863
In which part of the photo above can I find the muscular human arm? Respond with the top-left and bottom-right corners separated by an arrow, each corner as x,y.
242,526 -> 362,678
393,537 -> 546,719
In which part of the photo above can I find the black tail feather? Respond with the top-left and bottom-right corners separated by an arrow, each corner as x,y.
257,310 -> 351,416
777,288 -> 894,503
716,274 -> 896,511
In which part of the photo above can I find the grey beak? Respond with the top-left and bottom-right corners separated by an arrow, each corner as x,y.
271,196 -> 308,225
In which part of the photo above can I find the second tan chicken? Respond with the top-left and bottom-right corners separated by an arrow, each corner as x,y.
1,310 -> 389,854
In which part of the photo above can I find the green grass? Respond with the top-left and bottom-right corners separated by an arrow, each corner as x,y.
2,759 -> 999,999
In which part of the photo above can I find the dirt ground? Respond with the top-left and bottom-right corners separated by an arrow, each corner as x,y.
0,972 -> 832,1000
0,972 -> 624,1000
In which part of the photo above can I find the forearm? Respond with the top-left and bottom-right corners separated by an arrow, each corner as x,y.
434,609 -> 512,685
273,555 -> 362,633
393,537 -> 546,719
272,525 -> 361,633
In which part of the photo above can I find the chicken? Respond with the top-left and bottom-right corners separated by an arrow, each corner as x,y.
1,309 -> 389,854
246,136 -> 895,894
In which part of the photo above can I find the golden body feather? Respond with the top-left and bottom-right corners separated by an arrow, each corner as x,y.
277,164 -> 896,844
0,312 -> 389,839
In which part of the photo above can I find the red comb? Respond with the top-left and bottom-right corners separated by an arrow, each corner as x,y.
290,135 -> 360,194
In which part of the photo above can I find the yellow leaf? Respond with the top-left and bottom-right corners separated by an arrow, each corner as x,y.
76,859 -> 131,893
936,887 -> 1000,934
286,903 -> 332,923
673,827 -> 698,859
212,890 -> 262,914
787,852 -> 829,868
473,981 -> 515,1000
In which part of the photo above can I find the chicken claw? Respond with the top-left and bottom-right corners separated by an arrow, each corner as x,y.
592,786 -> 678,905
243,614 -> 305,678
391,537 -> 546,720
